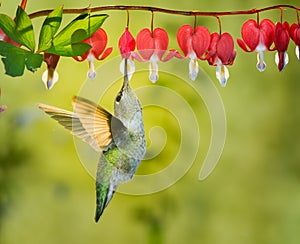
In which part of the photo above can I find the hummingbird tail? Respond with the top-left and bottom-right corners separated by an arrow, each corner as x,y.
95,182 -> 115,222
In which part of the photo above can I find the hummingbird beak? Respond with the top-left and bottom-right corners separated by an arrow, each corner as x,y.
123,58 -> 130,88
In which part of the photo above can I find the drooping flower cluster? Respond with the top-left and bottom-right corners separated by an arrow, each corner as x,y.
1,5 -> 300,90
117,26 -> 177,83
67,17 -> 300,87
118,24 -> 236,86
175,24 -> 237,86
237,18 -> 300,72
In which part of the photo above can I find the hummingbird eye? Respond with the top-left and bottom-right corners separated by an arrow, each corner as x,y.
116,92 -> 122,103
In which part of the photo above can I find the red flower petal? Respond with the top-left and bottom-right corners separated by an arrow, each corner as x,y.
290,23 -> 300,46
259,19 -> 275,50
192,26 -> 210,59
118,27 -> 136,58
153,28 -> 168,50
98,47 -> 113,60
177,24 -> 193,56
88,28 -> 109,60
228,50 -> 236,65
290,23 -> 297,41
73,51 -> 89,62
207,33 -> 219,65
136,28 -> 169,61
44,53 -> 60,70
237,38 -> 252,52
274,22 -> 290,51
240,19 -> 260,51
136,28 -> 155,60
73,55 -> 84,62
161,49 -> 178,62
217,33 -> 235,64
153,28 -> 169,60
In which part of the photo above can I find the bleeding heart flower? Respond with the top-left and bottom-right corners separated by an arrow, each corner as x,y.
73,28 -> 113,80
290,23 -> 300,61
0,88 -> 7,113
237,19 -> 275,72
274,22 -> 290,71
118,27 -> 136,80
207,32 -> 236,87
42,53 -> 60,90
176,24 -> 211,80
134,28 -> 177,83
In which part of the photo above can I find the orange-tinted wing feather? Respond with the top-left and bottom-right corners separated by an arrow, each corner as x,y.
72,96 -> 114,148
38,103 -> 103,151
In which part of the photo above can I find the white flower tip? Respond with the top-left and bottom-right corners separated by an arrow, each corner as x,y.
42,69 -> 59,90
189,58 -> 199,81
218,78 -> 227,87
149,60 -> 158,83
189,72 -> 198,81
88,70 -> 97,80
296,46 -> 300,61
256,62 -> 266,72
87,57 -> 97,80
150,73 -> 158,83
256,52 -> 266,72
216,64 -> 229,87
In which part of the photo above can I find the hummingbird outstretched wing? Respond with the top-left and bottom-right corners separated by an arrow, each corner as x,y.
72,96 -> 116,149
39,96 -> 127,151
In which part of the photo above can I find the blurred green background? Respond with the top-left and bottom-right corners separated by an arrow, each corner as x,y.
1,0 -> 300,243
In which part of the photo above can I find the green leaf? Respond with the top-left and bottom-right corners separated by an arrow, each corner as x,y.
0,14 -> 20,43
0,41 -> 43,77
15,6 -> 35,51
25,52 -> 44,72
45,42 -> 91,57
52,13 -> 108,47
38,5 -> 63,51
2,54 -> 25,77
70,29 -> 89,44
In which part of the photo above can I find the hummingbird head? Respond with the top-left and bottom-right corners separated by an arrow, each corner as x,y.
113,59 -> 143,131
114,78 -> 140,118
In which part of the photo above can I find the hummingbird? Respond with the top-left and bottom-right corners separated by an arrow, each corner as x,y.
38,59 -> 146,222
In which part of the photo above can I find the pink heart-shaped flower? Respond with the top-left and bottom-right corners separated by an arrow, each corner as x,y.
177,24 -> 193,57
136,28 -> 168,60
192,26 -> 211,59
118,27 -> 136,59
274,22 -> 290,52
